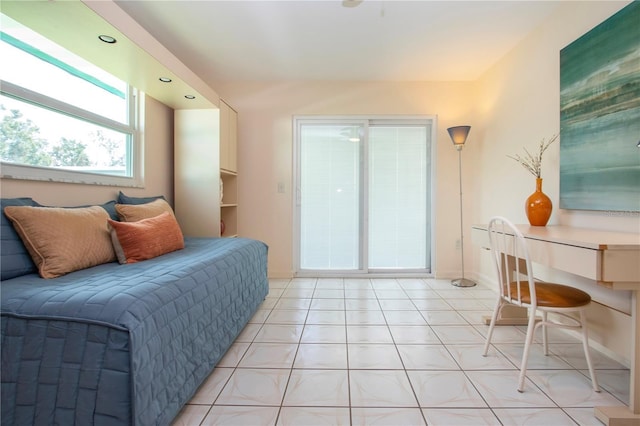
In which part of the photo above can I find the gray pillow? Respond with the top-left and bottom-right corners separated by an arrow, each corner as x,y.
117,191 -> 166,205
1,198 -> 39,280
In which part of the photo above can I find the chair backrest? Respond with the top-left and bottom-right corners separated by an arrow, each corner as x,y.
487,216 -> 537,307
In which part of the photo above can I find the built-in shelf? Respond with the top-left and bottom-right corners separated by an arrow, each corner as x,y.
220,168 -> 237,237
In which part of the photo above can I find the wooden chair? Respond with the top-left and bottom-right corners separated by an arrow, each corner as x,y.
482,216 -> 599,392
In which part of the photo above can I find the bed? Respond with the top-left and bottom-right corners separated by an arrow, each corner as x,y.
1,237 -> 269,425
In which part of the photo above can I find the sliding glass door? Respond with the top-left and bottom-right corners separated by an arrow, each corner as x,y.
295,117 -> 434,275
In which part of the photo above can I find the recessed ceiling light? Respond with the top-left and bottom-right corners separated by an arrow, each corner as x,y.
342,0 -> 363,7
184,95 -> 196,100
159,77 -> 172,83
98,35 -> 117,44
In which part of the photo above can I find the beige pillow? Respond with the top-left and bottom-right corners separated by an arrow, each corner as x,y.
115,198 -> 175,222
3,205 -> 116,279
108,212 -> 185,264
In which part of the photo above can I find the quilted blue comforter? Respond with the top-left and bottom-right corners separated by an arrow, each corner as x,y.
1,237 -> 269,425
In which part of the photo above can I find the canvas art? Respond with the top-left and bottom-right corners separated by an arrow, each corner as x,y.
559,1 -> 640,212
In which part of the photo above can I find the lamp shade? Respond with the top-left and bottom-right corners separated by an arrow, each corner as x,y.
447,126 -> 471,148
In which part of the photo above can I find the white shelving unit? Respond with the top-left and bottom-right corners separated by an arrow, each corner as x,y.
220,170 -> 237,237
174,100 -> 238,238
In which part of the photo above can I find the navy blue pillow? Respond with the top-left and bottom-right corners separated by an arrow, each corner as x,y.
1,198 -> 39,280
83,200 -> 120,221
117,191 -> 166,205
94,200 -> 119,221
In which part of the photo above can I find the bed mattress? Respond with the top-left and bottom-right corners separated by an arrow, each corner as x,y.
1,237 -> 269,425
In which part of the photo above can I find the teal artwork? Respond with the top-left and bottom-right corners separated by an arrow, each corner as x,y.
560,1 -> 640,212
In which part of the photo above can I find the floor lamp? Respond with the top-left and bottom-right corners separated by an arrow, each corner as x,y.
448,126 -> 476,288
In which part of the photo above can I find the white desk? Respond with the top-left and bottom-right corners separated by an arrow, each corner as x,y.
472,224 -> 640,426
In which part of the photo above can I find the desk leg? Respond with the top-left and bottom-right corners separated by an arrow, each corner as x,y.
595,290 -> 640,426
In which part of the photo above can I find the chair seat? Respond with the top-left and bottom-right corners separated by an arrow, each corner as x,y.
505,281 -> 591,308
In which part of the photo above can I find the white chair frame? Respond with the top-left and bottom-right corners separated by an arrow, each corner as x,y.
482,216 -> 599,393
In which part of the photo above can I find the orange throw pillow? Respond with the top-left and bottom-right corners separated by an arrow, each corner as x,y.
107,212 -> 185,264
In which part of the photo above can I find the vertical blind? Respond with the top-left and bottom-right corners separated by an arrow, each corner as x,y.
300,124 -> 361,270
369,124 -> 429,269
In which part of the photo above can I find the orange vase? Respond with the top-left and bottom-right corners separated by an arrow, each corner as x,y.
525,178 -> 552,226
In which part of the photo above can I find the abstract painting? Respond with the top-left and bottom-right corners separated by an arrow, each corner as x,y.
559,1 -> 640,212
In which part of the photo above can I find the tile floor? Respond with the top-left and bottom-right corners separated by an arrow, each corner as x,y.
172,278 -> 630,425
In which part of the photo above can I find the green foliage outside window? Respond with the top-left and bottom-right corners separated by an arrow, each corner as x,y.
0,105 -> 125,170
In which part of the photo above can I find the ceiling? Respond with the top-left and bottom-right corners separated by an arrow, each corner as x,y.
2,1 -> 220,109
114,0 -> 562,86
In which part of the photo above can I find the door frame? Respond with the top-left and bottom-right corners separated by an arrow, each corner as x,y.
292,115 -> 437,278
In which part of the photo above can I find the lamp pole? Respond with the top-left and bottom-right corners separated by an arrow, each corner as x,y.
447,126 -> 476,288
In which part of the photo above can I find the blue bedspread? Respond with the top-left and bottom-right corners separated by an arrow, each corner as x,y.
1,237 -> 269,425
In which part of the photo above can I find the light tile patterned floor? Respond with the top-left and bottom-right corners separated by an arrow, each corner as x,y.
172,278 -> 629,425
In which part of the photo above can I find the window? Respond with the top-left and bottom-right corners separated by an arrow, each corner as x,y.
294,117 -> 435,275
0,13 -> 141,187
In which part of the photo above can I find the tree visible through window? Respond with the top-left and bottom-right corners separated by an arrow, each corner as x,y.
0,107 -> 50,166
0,101 -> 128,173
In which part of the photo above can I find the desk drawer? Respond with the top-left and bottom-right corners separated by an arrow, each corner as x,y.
471,226 -> 600,281
602,249 -> 640,284
526,238 -> 600,281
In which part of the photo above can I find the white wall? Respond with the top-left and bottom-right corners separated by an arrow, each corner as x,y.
473,0 -> 636,232
217,81 -> 478,278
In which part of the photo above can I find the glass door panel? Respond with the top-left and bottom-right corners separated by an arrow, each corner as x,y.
299,123 -> 363,270
369,125 -> 430,269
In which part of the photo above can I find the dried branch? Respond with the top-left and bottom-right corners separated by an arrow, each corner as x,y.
508,134 -> 558,178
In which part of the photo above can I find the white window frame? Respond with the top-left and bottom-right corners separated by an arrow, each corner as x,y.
0,81 -> 142,187
293,115 -> 437,278
0,13 -> 143,188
